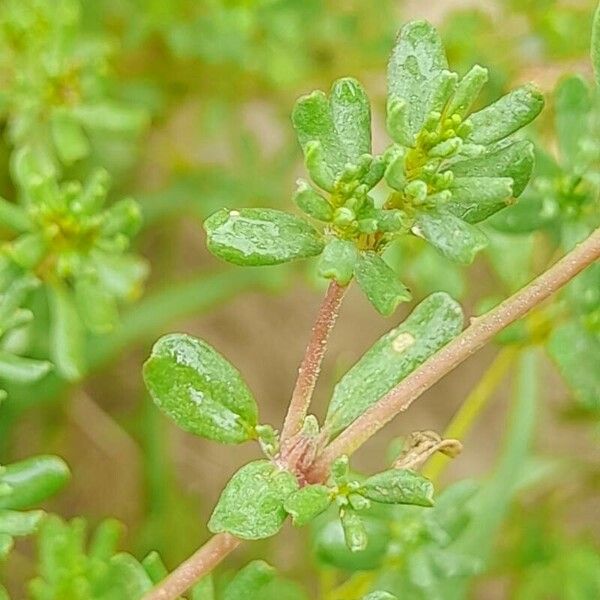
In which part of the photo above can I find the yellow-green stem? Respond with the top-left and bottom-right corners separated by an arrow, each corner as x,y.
423,348 -> 517,484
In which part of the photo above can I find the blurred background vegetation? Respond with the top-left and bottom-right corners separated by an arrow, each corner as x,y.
0,0 -> 599,598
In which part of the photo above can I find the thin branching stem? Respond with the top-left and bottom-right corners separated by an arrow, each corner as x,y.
280,280 -> 347,449
309,227 -> 600,480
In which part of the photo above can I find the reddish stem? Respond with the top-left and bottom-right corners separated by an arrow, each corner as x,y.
141,533 -> 240,600
308,227 -> 600,480
280,281 -> 347,450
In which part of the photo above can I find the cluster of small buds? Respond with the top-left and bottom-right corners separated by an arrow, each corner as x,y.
385,108 -> 478,216
328,456 -> 371,552
2,154 -> 141,284
295,155 -> 408,251
330,455 -> 371,510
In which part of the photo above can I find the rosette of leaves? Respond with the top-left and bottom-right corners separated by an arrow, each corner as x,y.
0,275 -> 52,398
489,75 -> 599,244
0,150 -> 148,380
0,0 -> 147,170
204,20 -> 543,316
0,455 -> 70,597
382,20 -> 543,265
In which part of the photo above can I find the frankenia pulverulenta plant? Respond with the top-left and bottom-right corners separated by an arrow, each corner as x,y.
0,149 -> 148,381
0,0 -> 147,170
203,20 -> 544,316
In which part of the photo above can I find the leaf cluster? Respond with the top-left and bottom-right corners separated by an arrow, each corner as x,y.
204,20 -> 543,315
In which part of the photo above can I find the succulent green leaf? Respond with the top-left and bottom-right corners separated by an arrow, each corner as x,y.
9,233 -> 47,270
78,168 -> 111,213
144,333 -> 259,444
100,198 -> 143,238
449,140 -> 535,197
312,516 -> 390,571
92,251 -> 148,300
304,141 -> 336,191
429,70 -> 459,114
555,76 -> 592,167
339,508 -> 368,552
0,352 -> 52,384
192,575 -> 215,600
318,238 -> 358,285
223,561 -> 276,600
141,551 -> 168,584
446,64 -> 489,118
415,208 -> 488,264
466,84 -> 544,146
488,191 -> 554,233
593,1 -> 600,88
331,455 -> 350,484
0,509 -> 45,536
284,485 -> 332,527
89,519 -> 123,561
547,322 -> 600,411
355,251 -> 411,316
387,20 -> 449,141
294,182 -> 333,221
329,79 -> 372,166
208,461 -> 298,540
48,283 -> 85,381
204,208 -> 324,266
73,102 -> 147,133
446,177 -> 514,223
325,293 -> 463,437
360,469 -> 434,506
102,553 -> 153,599
0,456 -> 70,510
51,110 -> 90,165
292,78 -> 372,180
386,99 -> 414,147
0,275 -> 37,329
75,276 -> 119,335
0,197 -> 32,233
0,534 -> 12,561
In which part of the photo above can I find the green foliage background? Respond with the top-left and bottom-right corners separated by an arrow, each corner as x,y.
0,0 -> 598,598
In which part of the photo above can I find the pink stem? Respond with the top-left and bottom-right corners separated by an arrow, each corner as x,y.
142,533 -> 241,600
280,281 -> 347,449
309,227 -> 600,480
